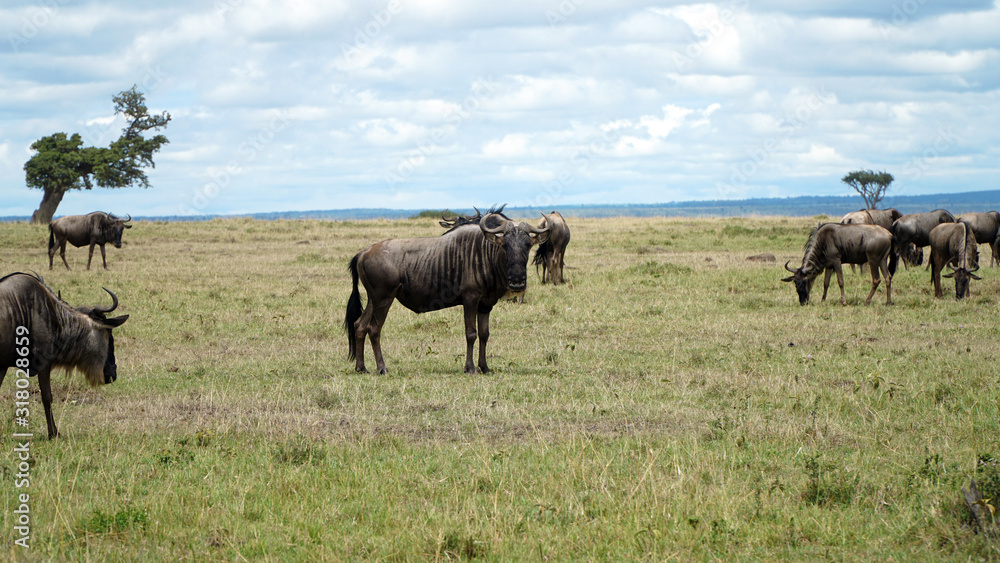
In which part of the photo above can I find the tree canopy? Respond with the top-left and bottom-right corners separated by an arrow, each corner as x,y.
25,85 -> 171,224
841,169 -> 894,210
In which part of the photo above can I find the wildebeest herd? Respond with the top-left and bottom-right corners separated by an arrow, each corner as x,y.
783,208 -> 996,304
1,206 -> 573,437
3,204 -> 997,438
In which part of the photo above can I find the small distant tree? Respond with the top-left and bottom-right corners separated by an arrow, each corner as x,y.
25,85 -> 170,224
842,169 -> 894,210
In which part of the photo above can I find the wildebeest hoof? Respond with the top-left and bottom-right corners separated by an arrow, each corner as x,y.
377,368 -> 388,375
355,367 -> 368,374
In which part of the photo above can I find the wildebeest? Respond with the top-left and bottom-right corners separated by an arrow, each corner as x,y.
782,223 -> 897,306
0,272 -> 129,438
957,211 -> 1000,267
345,206 -> 550,374
840,208 -> 902,273
928,222 -> 981,299
532,211 -> 571,285
840,208 -> 902,231
49,211 -> 133,270
891,209 -> 955,267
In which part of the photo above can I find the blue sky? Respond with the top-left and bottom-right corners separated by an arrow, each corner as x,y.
1,0 -> 998,217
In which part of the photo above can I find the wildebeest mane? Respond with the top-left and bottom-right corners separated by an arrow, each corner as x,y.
439,204 -> 509,234
800,223 -> 830,271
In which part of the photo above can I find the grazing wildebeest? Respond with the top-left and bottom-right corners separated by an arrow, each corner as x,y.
782,223 -> 897,306
0,272 -> 129,438
957,211 -> 1000,267
49,211 -> 133,270
345,206 -> 550,374
891,210 -> 955,267
928,222 -> 981,299
532,211 -> 571,285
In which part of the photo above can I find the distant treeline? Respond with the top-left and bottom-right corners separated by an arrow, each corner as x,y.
4,190 -> 999,222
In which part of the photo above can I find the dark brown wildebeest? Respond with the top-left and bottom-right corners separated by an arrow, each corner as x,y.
782,223 -> 896,306
0,272 -> 129,438
840,208 -> 903,273
532,211 -> 571,285
345,206 -> 550,375
891,209 -> 955,267
928,222 -> 981,299
49,211 -> 133,270
956,211 -> 1000,267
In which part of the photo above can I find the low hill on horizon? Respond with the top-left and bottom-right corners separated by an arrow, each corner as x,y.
4,189 -> 999,222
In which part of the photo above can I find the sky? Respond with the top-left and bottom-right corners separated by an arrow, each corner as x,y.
1,0 -> 998,217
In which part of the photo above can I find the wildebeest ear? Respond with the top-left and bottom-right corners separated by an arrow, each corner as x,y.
780,276 -> 795,282
124,224 -> 133,229
529,230 -> 549,245
484,231 -> 505,246
970,272 -> 983,280
942,271 -> 956,279
102,314 -> 129,328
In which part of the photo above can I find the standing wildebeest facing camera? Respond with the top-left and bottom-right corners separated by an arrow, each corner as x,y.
49,211 -> 133,270
0,272 -> 129,438
891,209 -> 955,268
929,222 -> 981,299
532,211 -> 571,285
956,211 -> 1000,267
782,223 -> 897,306
345,206 -> 550,375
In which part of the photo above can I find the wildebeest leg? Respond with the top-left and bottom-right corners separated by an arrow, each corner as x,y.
864,260 -> 883,305
820,268 -> 834,302
87,242 -> 96,270
37,368 -> 59,439
355,294 -> 394,375
462,302 -> 478,374
476,311 -> 491,374
99,243 -> 108,269
552,247 -> 565,285
832,263 -> 847,305
880,260 -> 892,305
930,254 -> 943,298
59,241 -> 70,270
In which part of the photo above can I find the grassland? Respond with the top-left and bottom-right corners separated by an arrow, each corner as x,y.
1,215 -> 999,561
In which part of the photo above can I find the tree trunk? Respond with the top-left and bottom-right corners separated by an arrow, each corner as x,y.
30,187 -> 66,225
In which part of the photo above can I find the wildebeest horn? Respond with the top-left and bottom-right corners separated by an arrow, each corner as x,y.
124,213 -> 131,222
480,213 -> 508,234
94,287 -> 119,314
523,218 -> 550,234
784,260 -> 796,273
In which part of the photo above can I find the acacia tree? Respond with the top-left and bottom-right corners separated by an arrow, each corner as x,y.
842,169 -> 894,210
25,86 -> 170,224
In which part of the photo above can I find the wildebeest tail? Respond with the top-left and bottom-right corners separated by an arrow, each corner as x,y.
532,240 -> 549,278
48,224 -> 55,251
344,254 -> 363,361
888,238 -> 898,276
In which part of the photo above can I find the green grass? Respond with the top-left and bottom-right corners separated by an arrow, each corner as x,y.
2,215 -> 999,560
